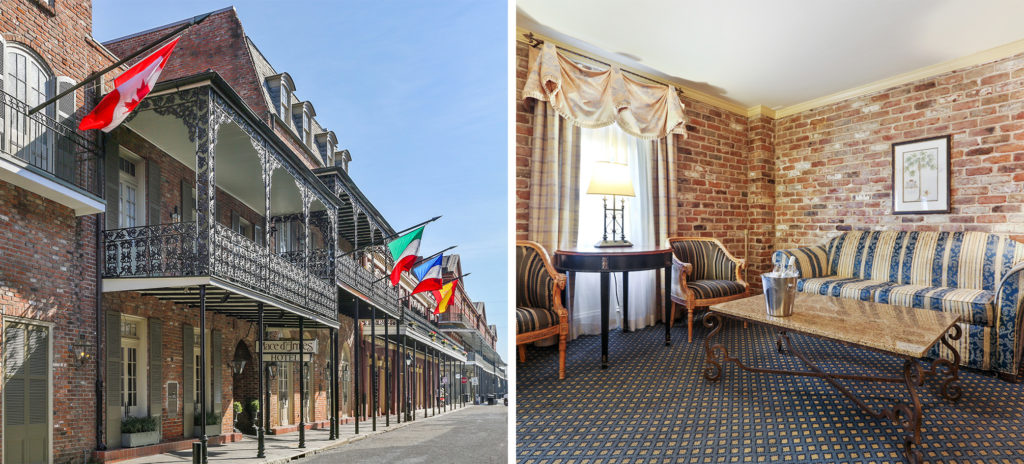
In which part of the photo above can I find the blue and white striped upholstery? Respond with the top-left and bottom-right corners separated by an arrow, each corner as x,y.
774,231 -> 1024,376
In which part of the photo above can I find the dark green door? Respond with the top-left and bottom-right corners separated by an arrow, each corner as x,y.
4,322 -> 49,464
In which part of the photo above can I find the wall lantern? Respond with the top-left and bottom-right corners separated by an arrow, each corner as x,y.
405,354 -> 413,366
70,335 -> 91,367
231,359 -> 247,376
266,361 -> 278,379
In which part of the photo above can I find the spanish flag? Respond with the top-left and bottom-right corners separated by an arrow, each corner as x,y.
432,279 -> 458,315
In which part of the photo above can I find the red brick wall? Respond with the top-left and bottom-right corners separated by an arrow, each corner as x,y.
0,1 -> 118,462
774,52 -> 1024,248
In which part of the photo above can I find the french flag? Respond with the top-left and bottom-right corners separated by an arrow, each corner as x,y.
411,254 -> 443,295
79,38 -> 179,132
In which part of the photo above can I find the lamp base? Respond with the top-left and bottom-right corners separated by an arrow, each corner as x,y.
594,239 -> 633,248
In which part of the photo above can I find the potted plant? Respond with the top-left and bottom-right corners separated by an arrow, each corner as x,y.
121,416 -> 159,448
193,411 -> 222,437
232,401 -> 243,432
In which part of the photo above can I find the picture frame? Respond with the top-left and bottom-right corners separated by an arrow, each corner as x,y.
891,135 -> 951,215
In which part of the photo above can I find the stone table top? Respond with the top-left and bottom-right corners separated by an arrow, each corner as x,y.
710,293 -> 960,358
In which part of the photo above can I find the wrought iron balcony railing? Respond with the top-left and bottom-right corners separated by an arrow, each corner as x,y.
438,310 -> 474,327
0,90 -> 102,197
336,253 -> 403,316
103,222 -> 335,320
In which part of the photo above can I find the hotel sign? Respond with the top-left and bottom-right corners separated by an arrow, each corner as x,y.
262,340 -> 318,354
265,353 -> 314,363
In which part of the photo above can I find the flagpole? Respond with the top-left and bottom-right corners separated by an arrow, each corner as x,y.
372,246 -> 457,284
28,12 -> 212,115
443,273 -> 471,284
337,215 -> 441,259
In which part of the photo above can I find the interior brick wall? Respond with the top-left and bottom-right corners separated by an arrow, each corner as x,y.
774,51 -> 1024,249
517,38 -> 1024,291
515,41 -> 773,289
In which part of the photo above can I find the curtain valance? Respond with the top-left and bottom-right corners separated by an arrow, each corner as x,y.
522,42 -> 687,141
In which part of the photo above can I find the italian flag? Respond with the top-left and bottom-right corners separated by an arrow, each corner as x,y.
80,38 -> 180,132
411,254 -> 443,295
432,279 -> 458,315
387,226 -> 424,286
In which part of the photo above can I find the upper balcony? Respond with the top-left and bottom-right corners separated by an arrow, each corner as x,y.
0,90 -> 104,214
101,76 -> 338,328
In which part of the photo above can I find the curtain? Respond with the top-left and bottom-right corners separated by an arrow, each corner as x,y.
572,126 -> 657,337
527,102 -> 581,254
522,43 -> 687,140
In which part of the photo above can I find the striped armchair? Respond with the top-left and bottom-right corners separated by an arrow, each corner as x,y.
669,237 -> 749,342
516,241 -> 569,379
773,230 -> 1024,380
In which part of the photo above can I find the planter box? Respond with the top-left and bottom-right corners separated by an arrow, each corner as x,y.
121,431 -> 160,448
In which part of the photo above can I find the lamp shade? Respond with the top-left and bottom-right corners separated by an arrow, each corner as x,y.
586,161 -> 635,197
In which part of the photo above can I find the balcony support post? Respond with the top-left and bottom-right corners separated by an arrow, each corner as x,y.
298,318 -> 306,448
256,302 -> 266,457
353,298 -> 360,434
384,315 -> 390,427
371,306 -> 377,431
331,324 -> 339,440
199,285 -> 209,464
195,89 -> 221,276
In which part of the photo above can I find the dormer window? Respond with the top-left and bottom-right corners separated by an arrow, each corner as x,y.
279,85 -> 290,120
302,110 -> 311,146
266,73 -> 296,124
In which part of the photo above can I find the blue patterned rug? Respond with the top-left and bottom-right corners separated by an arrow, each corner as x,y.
516,319 -> 1024,463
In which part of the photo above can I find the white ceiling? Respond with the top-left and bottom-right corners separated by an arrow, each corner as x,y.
518,0 -> 1024,109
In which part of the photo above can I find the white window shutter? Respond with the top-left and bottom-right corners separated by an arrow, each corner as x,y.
55,76 -> 76,122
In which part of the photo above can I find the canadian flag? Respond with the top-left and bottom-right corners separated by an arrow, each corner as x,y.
79,38 -> 180,132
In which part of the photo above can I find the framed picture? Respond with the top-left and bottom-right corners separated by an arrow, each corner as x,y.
891,135 -> 951,214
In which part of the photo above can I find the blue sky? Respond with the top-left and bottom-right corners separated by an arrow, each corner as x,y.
93,1 -> 509,358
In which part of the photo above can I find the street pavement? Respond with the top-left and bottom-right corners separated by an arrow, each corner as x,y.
302,405 -> 508,464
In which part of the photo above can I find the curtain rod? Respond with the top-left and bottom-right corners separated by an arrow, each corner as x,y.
522,32 -> 683,94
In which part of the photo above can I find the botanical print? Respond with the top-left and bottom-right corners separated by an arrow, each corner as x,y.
901,148 -> 938,203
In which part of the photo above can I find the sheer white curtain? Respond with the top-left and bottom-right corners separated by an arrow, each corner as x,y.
572,125 -> 657,338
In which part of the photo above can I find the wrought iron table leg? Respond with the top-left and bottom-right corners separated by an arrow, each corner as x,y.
922,324 -> 962,402
702,312 -> 725,381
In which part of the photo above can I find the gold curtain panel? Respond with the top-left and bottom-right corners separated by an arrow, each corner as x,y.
522,43 -> 687,141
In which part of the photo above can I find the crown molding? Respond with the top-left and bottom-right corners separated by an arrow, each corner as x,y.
517,28 -> 1024,122
515,28 -> 749,117
773,36 -> 1024,119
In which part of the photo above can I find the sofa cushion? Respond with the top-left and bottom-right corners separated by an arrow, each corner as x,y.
516,306 -> 558,334
798,276 -> 897,301
874,284 -> 996,326
687,280 -> 746,300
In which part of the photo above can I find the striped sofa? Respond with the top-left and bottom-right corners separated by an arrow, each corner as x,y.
773,230 -> 1024,379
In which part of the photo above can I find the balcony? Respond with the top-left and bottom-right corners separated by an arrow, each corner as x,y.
0,90 -> 103,214
438,309 -> 474,328
336,253 -> 403,317
103,222 -> 335,322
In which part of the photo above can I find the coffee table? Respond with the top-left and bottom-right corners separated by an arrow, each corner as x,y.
705,293 -> 962,463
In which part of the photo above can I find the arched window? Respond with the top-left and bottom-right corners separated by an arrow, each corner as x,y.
4,43 -> 54,171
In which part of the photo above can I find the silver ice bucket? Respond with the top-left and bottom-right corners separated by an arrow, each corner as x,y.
761,274 -> 797,317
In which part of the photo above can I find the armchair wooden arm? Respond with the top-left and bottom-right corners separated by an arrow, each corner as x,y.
516,240 -> 570,379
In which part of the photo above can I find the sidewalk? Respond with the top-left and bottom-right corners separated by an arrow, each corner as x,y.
113,405 -> 472,464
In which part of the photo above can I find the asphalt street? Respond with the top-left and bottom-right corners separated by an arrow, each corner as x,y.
302,405 -> 508,464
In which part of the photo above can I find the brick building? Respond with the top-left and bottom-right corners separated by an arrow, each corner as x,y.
0,4 -> 493,463
0,0 -> 117,462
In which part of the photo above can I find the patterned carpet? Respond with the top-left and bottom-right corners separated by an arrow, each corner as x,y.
516,319 -> 1024,463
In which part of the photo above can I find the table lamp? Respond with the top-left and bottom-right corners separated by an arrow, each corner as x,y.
587,160 -> 635,247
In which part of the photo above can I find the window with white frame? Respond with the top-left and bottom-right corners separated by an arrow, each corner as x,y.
5,44 -> 54,170
302,112 -> 311,147
279,85 -> 291,121
118,151 -> 146,228
120,315 -> 148,418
